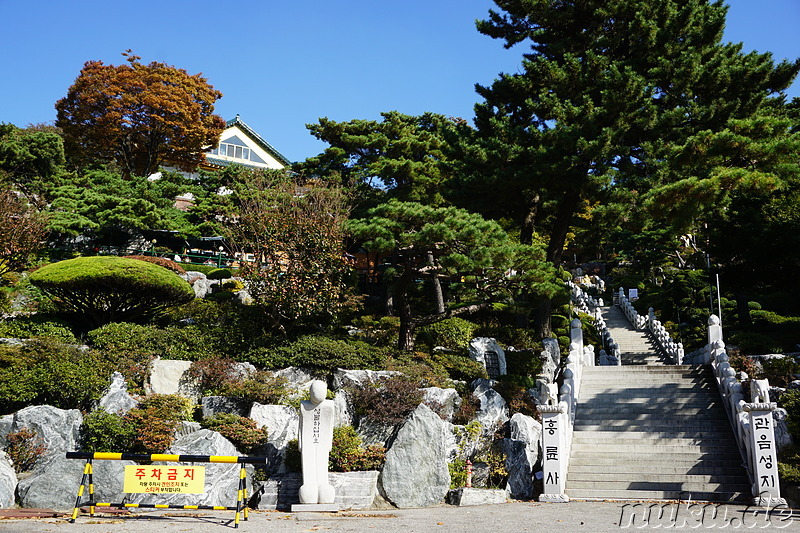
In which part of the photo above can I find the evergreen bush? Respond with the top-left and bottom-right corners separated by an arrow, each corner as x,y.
29,256 -> 195,329
247,335 -> 388,372
417,318 -> 478,351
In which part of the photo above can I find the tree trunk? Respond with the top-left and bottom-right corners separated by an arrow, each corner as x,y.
428,251 -> 445,314
519,191 -> 540,246
546,188 -> 582,264
396,266 -> 415,351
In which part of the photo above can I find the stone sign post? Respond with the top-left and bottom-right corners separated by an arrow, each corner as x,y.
744,380 -> 785,506
538,402 -> 569,502
292,380 -> 338,512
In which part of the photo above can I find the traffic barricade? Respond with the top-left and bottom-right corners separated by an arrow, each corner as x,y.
66,452 -> 268,528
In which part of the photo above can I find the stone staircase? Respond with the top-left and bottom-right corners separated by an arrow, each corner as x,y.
566,306 -> 750,502
601,305 -> 661,365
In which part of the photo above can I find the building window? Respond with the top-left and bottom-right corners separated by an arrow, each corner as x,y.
213,143 -> 251,161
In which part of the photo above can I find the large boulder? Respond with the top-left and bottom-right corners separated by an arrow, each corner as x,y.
127,429 -> 251,507
471,380 -> 508,431
10,405 -> 82,460
333,390 -> 354,427
356,417 -> 399,448
380,404 -> 450,508
18,454 -> 134,510
468,338 -> 507,378
540,338 -> 561,382
503,413 -> 542,500
147,358 -> 199,399
774,408 -> 794,451
98,371 -> 138,415
201,396 -> 249,418
422,387 -> 461,423
250,404 -> 299,474
333,369 -> 400,390
250,404 -> 298,451
0,414 -> 13,448
0,451 -> 16,509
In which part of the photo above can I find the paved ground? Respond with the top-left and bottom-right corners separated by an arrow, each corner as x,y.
0,501 -> 798,532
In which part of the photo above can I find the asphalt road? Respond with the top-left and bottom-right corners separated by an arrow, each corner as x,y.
0,501 -> 798,533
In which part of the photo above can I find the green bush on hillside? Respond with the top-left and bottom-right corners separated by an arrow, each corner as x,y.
246,336 -> 388,372
0,315 -> 76,343
0,338 -> 111,413
29,256 -> 195,329
417,318 -> 478,351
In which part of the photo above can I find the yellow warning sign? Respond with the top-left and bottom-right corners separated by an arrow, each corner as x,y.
123,465 -> 205,494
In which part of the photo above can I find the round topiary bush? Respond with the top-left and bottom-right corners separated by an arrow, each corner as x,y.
29,256 -> 195,329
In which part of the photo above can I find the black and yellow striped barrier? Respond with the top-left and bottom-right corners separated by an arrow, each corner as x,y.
66,452 -> 265,528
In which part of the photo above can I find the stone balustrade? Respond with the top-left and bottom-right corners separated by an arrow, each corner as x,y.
592,308 -> 620,366
646,307 -> 684,364
567,280 -> 604,315
537,318 -> 595,502
707,315 -> 785,506
617,288 -> 647,330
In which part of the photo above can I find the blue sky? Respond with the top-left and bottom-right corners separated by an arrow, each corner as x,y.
1,0 -> 797,163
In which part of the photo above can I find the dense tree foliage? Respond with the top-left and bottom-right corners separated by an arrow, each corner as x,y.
298,112 -> 456,209
462,0 -> 798,260
0,123 -> 66,206
29,256 -> 195,329
224,169 -> 352,334
55,51 -> 225,177
349,200 -> 561,350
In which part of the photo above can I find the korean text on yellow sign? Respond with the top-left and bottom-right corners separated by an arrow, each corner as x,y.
123,465 -> 205,494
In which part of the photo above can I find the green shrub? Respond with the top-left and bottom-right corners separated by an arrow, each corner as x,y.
207,268 -> 233,280
284,439 -> 301,472
778,389 -> 800,439
80,410 -> 136,452
505,349 -> 544,379
329,425 -> 385,472
123,255 -> 186,275
29,256 -> 195,329
435,352 -> 488,383
417,318 -> 478,351
449,458 -> 468,489
4,427 -> 47,473
0,315 -> 76,342
88,322 -> 208,361
348,375 -> 424,425
348,315 -> 400,347
248,336 -> 388,372
778,444 -> 800,484
494,379 -> 538,419
200,413 -> 269,453
761,357 -> 798,388
729,331 -> 783,355
0,338 -> 111,413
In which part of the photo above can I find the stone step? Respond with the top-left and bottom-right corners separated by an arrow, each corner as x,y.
567,472 -> 748,484
574,405 -> 728,417
570,443 -> 741,456
571,433 -> 735,445
566,488 -> 750,502
569,455 -> 744,467
572,426 -> 734,437
575,397 -> 722,406
568,463 -> 743,475
566,480 -> 750,493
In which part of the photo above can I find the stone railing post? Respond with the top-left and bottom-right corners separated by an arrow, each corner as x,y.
538,402 -> 569,502
569,318 -> 584,357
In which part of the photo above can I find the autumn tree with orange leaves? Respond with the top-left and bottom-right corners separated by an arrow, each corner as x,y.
56,51 -> 225,177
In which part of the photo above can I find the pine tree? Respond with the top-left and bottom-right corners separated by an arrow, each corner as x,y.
461,0 -> 799,334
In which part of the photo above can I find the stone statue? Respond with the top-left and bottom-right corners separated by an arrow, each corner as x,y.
751,379 -> 771,404
298,380 -> 335,505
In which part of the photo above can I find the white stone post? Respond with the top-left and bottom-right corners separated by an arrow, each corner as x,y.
569,318 -> 584,357
293,380 -> 337,511
538,403 -> 569,502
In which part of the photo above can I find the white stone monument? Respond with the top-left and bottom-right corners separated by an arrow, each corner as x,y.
292,380 -> 338,512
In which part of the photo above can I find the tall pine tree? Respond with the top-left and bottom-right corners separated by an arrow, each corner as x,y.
458,0 -> 798,334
